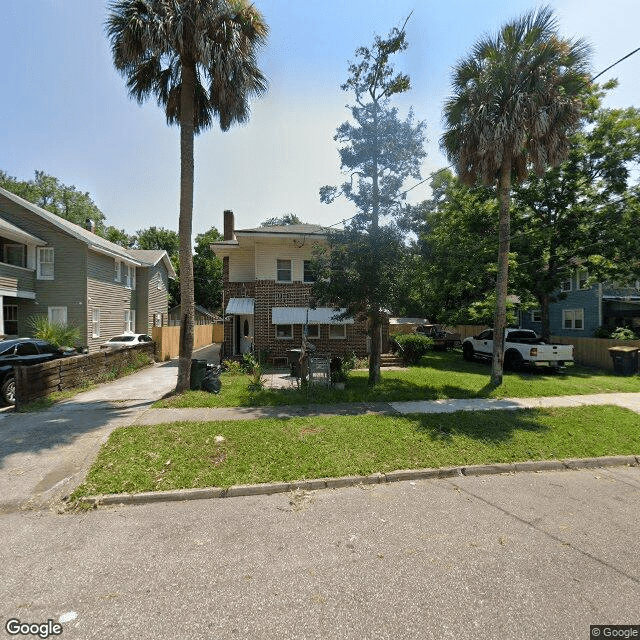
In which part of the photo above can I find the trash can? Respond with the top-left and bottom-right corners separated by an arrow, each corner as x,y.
608,346 -> 639,375
190,359 -> 208,390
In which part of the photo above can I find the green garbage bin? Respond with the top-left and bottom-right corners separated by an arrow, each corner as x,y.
190,359 -> 208,390
608,346 -> 639,375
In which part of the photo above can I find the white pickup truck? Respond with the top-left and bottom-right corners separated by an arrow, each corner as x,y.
462,329 -> 574,370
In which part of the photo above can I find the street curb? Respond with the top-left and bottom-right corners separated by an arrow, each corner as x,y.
78,455 -> 639,508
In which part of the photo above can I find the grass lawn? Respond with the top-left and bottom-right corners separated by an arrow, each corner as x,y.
72,405 -> 640,497
155,350 -> 640,409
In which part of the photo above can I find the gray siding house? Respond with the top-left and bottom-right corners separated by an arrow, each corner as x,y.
520,269 -> 640,337
0,187 -> 176,351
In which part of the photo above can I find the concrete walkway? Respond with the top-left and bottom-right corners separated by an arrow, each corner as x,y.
134,391 -> 640,425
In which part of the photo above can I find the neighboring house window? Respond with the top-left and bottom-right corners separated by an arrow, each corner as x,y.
303,260 -> 316,283
123,264 -> 136,289
329,324 -> 346,339
115,259 -> 121,282
155,313 -> 163,327
124,309 -> 136,333
560,278 -> 572,292
4,244 -> 26,268
37,248 -> 54,280
563,309 -> 584,330
48,306 -> 67,326
530,310 -> 542,323
3,304 -> 18,334
578,269 -> 589,290
305,324 -> 320,339
277,259 -> 292,282
275,324 -> 293,339
92,309 -> 101,338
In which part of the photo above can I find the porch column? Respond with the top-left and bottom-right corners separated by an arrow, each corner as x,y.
0,295 -> 4,337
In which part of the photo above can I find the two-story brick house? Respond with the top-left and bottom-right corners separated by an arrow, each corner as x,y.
0,186 -> 175,350
520,268 -> 640,336
212,211 -> 376,361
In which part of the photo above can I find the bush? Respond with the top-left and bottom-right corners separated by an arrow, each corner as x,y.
392,334 -> 434,364
222,359 -> 243,374
29,315 -> 80,348
610,326 -> 638,341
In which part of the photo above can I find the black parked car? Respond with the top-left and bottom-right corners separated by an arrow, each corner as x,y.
0,339 -> 76,405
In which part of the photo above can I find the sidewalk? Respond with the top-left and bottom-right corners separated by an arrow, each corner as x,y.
133,391 -> 640,425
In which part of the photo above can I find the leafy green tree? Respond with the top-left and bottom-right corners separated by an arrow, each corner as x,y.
510,83 -> 640,339
260,214 -> 302,227
0,170 -> 106,230
104,226 -> 135,247
107,0 -> 268,392
135,226 -> 180,255
193,227 -> 223,312
441,6 -> 591,385
317,21 -> 426,385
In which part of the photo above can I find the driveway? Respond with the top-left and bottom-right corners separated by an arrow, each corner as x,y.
0,360 -> 178,513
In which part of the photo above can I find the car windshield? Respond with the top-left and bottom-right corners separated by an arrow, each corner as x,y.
109,336 -> 135,342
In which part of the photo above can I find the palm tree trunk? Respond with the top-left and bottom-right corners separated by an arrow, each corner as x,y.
176,61 -> 196,393
491,159 -> 512,386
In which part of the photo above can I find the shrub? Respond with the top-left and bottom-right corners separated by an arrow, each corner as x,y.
392,334 -> 434,364
593,326 -> 612,339
29,315 -> 80,348
222,359 -> 243,374
610,326 -> 638,341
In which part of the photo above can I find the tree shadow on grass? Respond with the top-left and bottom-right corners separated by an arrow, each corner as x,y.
410,408 -> 550,444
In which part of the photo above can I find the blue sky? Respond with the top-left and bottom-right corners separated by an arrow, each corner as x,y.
1,1 -> 638,237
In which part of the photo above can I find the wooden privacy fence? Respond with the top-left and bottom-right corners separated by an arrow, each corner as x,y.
152,323 -> 223,360
550,336 -> 640,372
15,343 -> 156,409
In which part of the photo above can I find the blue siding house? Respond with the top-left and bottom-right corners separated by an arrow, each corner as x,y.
521,270 -> 640,337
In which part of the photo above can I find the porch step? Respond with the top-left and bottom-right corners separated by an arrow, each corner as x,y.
380,354 -> 404,367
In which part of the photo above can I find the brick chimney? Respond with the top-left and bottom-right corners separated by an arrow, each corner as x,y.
223,210 -> 235,241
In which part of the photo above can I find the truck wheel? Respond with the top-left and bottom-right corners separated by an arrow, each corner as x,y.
505,350 -> 523,372
462,343 -> 475,362
1,376 -> 16,405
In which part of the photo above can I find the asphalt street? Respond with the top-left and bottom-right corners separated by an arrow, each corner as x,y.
2,466 -> 639,639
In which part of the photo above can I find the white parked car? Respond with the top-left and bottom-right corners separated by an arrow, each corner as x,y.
100,334 -> 153,350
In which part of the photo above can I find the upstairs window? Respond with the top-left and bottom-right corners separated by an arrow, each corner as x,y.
124,264 -> 136,289
303,260 -> 316,283
114,259 -> 121,282
578,269 -> 589,290
277,259 -> 292,282
560,278 -> 572,292
4,244 -> 26,268
37,248 -> 54,280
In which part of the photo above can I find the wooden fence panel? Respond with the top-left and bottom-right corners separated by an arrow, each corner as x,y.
550,336 -> 640,372
152,323 -> 222,360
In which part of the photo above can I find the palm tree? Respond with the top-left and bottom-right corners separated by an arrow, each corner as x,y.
441,6 -> 590,385
106,0 -> 268,391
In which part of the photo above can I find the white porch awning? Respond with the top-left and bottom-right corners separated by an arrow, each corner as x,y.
225,298 -> 255,315
271,307 -> 354,325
